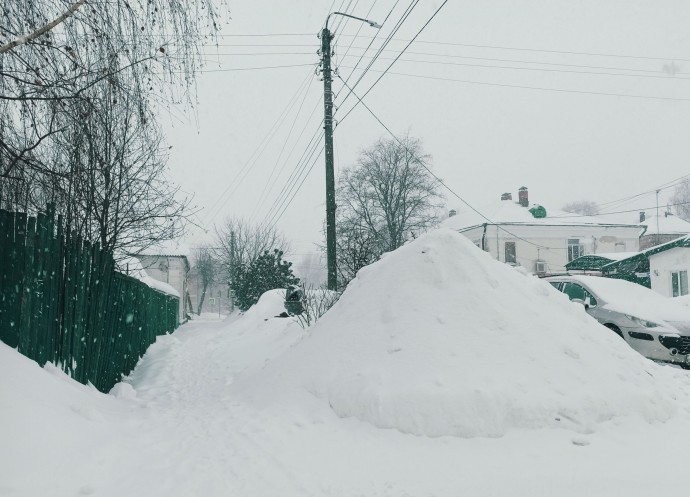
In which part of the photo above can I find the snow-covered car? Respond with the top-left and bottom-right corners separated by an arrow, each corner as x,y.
545,275 -> 690,368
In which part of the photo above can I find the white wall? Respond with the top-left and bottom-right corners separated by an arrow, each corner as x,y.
459,224 -> 641,275
649,247 -> 690,297
136,255 -> 189,322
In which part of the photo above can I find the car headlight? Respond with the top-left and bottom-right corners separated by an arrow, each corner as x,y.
625,315 -> 660,328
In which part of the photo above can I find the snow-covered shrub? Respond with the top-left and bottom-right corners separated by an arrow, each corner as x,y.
294,284 -> 340,329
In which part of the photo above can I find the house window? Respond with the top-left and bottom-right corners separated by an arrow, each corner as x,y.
567,239 -> 584,262
505,242 -> 517,264
672,271 -> 688,297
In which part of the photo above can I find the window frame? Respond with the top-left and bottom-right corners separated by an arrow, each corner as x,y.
504,241 -> 517,264
671,270 -> 689,297
567,238 -> 584,262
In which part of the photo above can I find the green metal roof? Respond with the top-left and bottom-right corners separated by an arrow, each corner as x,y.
565,255 -> 619,271
602,235 -> 690,275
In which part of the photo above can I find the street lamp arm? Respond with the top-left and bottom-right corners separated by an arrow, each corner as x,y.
325,11 -> 381,30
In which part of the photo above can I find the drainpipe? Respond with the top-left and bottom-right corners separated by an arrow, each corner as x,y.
496,225 -> 500,260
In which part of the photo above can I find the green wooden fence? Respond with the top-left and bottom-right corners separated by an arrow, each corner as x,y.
0,205 -> 179,392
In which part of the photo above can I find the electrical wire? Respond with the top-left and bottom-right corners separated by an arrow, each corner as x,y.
336,0 -> 450,125
250,80 -> 319,220
336,73 -> 568,251
337,66 -> 690,103
202,69 -> 314,224
335,0 -> 421,112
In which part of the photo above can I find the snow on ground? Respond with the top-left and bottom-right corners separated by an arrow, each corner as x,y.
4,229 -> 690,496
237,229 -> 685,438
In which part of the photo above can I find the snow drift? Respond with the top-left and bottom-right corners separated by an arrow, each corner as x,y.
242,229 -> 685,438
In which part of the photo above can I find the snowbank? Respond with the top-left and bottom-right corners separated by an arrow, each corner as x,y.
242,229 -> 685,438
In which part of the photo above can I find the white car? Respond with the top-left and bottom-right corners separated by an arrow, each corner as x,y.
545,275 -> 690,368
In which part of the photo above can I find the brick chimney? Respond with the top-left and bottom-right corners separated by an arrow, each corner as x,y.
639,211 -> 646,222
501,192 -> 512,201
448,209 -> 457,218
518,186 -> 529,207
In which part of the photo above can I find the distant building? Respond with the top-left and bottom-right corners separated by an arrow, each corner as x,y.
133,254 -> 190,323
600,236 -> 690,297
187,264 -> 232,315
638,210 -> 690,250
444,187 -> 643,276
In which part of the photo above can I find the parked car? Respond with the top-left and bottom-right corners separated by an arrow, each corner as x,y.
545,275 -> 690,368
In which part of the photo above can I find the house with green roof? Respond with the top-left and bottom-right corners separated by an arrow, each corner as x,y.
567,235 -> 690,297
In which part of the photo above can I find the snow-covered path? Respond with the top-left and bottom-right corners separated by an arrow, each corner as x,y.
5,309 -> 690,497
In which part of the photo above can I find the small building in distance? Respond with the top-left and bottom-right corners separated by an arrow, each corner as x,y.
443,187 -> 643,276
133,253 -> 190,323
638,209 -> 690,250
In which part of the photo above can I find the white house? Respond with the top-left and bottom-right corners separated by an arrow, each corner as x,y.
134,254 -> 190,322
646,236 -> 690,297
443,187 -> 643,275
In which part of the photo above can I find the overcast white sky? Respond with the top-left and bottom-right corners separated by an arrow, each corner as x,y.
161,0 -> 690,274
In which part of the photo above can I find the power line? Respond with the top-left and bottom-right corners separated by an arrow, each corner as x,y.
261,128 -> 325,230
336,0 -> 450,125
337,66 -> 690,103
334,34 -> 690,63
338,54 -> 690,81
193,63 -> 316,73
549,200 -> 690,220
336,73 -> 567,251
250,81 -> 319,221
335,0 -> 419,111
202,69 -> 314,224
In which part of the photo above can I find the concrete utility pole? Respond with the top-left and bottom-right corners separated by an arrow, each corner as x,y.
320,27 -> 337,291
320,12 -> 380,291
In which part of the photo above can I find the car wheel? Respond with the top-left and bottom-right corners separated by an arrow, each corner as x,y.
604,323 -> 624,338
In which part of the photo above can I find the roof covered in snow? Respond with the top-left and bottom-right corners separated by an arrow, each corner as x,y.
443,200 -> 641,231
640,211 -> 690,235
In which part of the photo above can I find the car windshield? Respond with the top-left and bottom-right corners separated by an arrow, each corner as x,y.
570,276 -> 690,322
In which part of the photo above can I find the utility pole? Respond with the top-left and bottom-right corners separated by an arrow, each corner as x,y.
229,230 -> 236,310
319,12 -> 380,291
321,26 -> 337,291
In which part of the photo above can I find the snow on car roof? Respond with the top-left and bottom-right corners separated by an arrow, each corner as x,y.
557,275 -> 690,323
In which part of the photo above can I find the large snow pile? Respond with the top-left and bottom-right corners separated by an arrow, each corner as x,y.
243,229 -> 685,438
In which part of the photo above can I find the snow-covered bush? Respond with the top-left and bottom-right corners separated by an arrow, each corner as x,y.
294,284 -> 340,329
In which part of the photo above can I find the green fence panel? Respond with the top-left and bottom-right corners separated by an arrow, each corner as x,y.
0,206 -> 180,393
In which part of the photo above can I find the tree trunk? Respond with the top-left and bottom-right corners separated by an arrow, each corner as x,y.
197,283 -> 208,315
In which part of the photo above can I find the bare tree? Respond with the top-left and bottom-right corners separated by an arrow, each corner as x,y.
335,136 -> 444,284
671,178 -> 690,222
562,200 -> 600,216
214,218 -> 291,284
333,214 -> 383,287
193,246 -> 217,315
1,0 -> 225,213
